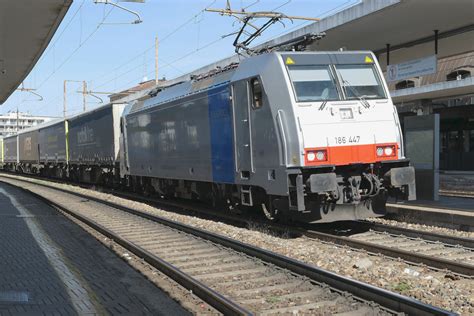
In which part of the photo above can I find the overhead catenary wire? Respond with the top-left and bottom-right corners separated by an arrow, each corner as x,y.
108,0 -> 359,96
91,0 -> 295,93
11,0 -> 228,114
60,0 -> 339,105
33,6 -> 116,112
109,36 -> 227,95
39,0 -> 87,62
91,54 -> 185,92
16,0 -> 88,108
37,0 -> 299,110
88,0 -> 218,89
35,6 -> 116,93
17,0 -> 361,116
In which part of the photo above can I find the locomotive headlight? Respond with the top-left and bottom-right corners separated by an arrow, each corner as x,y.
316,151 -> 326,161
307,152 -> 316,162
376,147 -> 384,157
384,146 -> 394,156
376,145 -> 396,158
305,149 -> 328,164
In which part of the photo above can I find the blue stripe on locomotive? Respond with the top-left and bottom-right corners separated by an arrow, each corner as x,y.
208,84 -> 235,183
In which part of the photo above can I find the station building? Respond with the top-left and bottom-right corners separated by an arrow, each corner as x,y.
0,111 -> 55,137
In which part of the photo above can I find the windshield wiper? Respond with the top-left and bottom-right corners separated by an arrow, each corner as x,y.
342,79 -> 371,109
319,99 -> 328,111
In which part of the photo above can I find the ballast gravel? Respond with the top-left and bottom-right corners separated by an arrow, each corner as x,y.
1,174 -> 473,315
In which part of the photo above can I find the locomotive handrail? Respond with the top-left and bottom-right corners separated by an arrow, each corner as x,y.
276,109 -> 288,165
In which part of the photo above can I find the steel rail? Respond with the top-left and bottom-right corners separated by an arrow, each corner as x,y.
0,180 -> 250,315
0,176 -> 456,316
357,220 -> 474,249
302,228 -> 473,277
439,189 -> 474,199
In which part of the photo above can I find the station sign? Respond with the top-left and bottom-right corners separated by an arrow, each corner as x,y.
386,55 -> 437,82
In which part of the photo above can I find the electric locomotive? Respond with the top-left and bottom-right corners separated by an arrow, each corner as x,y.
120,51 -> 416,223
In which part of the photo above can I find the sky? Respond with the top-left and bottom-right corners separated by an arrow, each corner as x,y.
2,0 -> 360,117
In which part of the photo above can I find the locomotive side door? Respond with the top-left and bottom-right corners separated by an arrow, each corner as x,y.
232,80 -> 253,178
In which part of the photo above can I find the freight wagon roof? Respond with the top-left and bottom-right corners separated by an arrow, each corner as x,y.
36,118 -> 66,130
3,117 -> 64,138
3,134 -> 17,141
66,102 -> 125,121
16,122 -> 51,136
17,126 -> 40,136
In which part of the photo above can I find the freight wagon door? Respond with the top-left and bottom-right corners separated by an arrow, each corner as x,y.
232,80 -> 253,178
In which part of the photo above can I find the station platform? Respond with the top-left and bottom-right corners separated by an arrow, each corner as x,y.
0,182 -> 189,315
393,195 -> 474,213
387,195 -> 474,231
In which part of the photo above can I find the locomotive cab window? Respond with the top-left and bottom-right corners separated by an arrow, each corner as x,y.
335,64 -> 386,100
250,78 -> 263,109
287,65 -> 339,102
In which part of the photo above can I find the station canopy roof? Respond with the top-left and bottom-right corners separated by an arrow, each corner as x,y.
0,0 -> 72,104
303,0 -> 474,54
258,0 -> 474,55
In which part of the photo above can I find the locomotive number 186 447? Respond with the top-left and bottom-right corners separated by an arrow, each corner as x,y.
334,136 -> 360,144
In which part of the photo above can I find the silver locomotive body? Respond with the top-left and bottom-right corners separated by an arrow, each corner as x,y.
121,51 -> 416,223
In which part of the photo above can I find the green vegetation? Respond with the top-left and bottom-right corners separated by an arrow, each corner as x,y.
393,281 -> 411,293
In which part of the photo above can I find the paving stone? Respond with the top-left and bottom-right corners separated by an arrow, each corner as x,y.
0,183 -> 190,316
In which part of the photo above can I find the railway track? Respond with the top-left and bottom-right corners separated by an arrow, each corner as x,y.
302,222 -> 474,277
439,189 -> 474,198
1,172 -> 473,277
117,187 -> 474,277
0,175 -> 455,315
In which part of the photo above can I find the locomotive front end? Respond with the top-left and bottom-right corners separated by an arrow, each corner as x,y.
277,52 -> 416,222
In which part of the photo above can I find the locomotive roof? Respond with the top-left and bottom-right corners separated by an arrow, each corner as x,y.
133,69 -> 235,114
127,50 -> 377,115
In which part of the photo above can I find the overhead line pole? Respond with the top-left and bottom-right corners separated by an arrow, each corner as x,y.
16,107 -> 19,133
155,36 -> 159,85
63,81 -> 67,118
64,80 -> 87,117
83,81 -> 87,112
